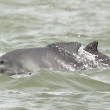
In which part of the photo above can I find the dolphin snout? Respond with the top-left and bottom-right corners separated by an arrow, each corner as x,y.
0,65 -> 9,74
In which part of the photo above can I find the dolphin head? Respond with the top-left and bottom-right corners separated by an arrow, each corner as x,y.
0,49 -> 38,75
0,55 -> 16,75
0,50 -> 29,75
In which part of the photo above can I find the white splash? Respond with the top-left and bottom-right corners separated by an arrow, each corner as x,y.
58,59 -> 75,71
78,45 -> 98,69
78,45 -> 96,60
0,52 -> 4,56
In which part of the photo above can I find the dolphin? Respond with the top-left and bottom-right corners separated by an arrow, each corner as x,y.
0,41 -> 110,75
84,41 -> 110,67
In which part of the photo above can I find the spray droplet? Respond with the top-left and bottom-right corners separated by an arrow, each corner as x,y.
78,35 -> 80,37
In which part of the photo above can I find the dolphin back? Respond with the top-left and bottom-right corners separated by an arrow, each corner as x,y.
47,42 -> 82,54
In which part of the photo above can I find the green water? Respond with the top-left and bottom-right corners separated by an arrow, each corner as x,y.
0,0 -> 110,110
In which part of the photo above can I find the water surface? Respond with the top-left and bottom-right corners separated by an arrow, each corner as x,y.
0,0 -> 110,110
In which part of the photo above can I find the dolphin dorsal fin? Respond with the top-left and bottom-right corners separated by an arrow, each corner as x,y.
47,42 -> 82,54
84,41 -> 98,53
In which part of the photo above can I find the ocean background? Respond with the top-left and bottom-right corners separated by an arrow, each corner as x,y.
0,0 -> 110,110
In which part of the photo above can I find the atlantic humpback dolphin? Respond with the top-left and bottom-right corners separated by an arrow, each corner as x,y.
0,41 -> 110,75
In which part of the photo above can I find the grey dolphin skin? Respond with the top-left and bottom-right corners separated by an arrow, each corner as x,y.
0,41 -> 110,75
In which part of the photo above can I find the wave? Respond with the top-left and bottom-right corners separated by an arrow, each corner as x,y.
0,68 -> 110,92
